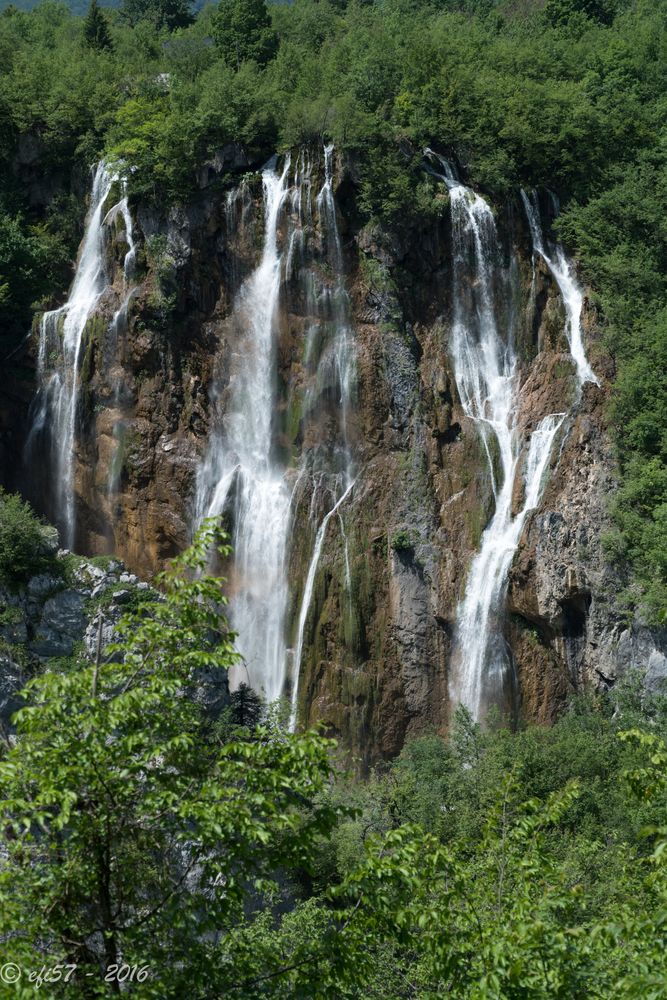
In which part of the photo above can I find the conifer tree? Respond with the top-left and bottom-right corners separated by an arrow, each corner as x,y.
84,0 -> 112,51
229,681 -> 264,728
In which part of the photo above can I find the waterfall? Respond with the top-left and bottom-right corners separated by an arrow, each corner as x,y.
195,157 -> 293,703
105,191 -> 137,283
425,150 -> 570,721
314,143 -> 355,479
104,189 -> 138,502
287,144 -> 356,728
454,412 -> 564,717
520,190 -> 598,387
288,478 -> 355,730
195,145 -> 356,719
27,162 -> 115,549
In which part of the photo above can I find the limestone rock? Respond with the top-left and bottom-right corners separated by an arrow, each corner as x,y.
7,146 -> 666,764
30,590 -> 87,657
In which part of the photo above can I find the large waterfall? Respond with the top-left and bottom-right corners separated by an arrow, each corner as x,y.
195,158 -> 293,703
195,147 -> 355,716
25,163 -> 136,550
20,144 -> 600,734
425,152 -> 592,721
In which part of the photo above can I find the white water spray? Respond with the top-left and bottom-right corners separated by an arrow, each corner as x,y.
195,158 -> 293,703
195,146 -> 356,720
520,189 -> 598,386
426,151 -> 573,720
30,162 -> 114,548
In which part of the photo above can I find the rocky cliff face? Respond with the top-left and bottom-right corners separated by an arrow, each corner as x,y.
0,539 -> 154,732
8,146 -> 665,766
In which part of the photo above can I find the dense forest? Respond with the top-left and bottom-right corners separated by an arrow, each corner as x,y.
0,0 -> 666,993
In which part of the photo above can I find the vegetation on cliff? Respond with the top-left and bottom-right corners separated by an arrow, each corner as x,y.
0,487 -> 58,585
1,525 -> 667,995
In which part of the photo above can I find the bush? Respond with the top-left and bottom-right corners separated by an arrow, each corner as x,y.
391,528 -> 417,553
0,490 -> 55,587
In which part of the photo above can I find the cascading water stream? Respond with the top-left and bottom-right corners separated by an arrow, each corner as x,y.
105,190 -> 137,284
195,146 -> 356,721
27,162 -> 115,549
520,189 -> 598,387
104,190 -> 138,501
314,144 -> 355,482
195,157 -> 293,703
454,412 -> 564,716
426,151 -> 570,720
287,145 -> 356,728
288,478 -> 355,730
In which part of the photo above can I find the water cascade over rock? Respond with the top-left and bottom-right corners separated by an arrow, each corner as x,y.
103,187 -> 138,503
25,163 -> 115,548
520,190 -> 599,388
15,140 -> 647,762
426,151 -> 595,721
195,147 -> 356,712
194,158 -> 293,702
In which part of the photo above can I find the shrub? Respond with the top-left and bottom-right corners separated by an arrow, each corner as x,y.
391,529 -> 416,553
0,490 -> 55,587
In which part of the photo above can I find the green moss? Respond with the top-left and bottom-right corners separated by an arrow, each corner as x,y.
552,358 -> 577,379
465,503 -> 486,549
78,312 -> 108,414
102,179 -> 123,217
145,234 -> 178,319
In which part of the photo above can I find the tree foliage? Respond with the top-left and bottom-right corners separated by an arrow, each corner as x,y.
1,517 -> 667,993
211,0 -> 275,69
0,521 -> 342,995
119,0 -> 192,30
0,488 -> 55,585
84,0 -> 112,50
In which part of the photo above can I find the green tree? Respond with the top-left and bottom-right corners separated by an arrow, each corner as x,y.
120,0 -> 192,31
84,0 -> 112,50
211,0 -> 275,69
0,211 -> 69,344
0,489 -> 56,586
0,521 -> 341,995
229,681 -> 264,728
545,0 -> 619,26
